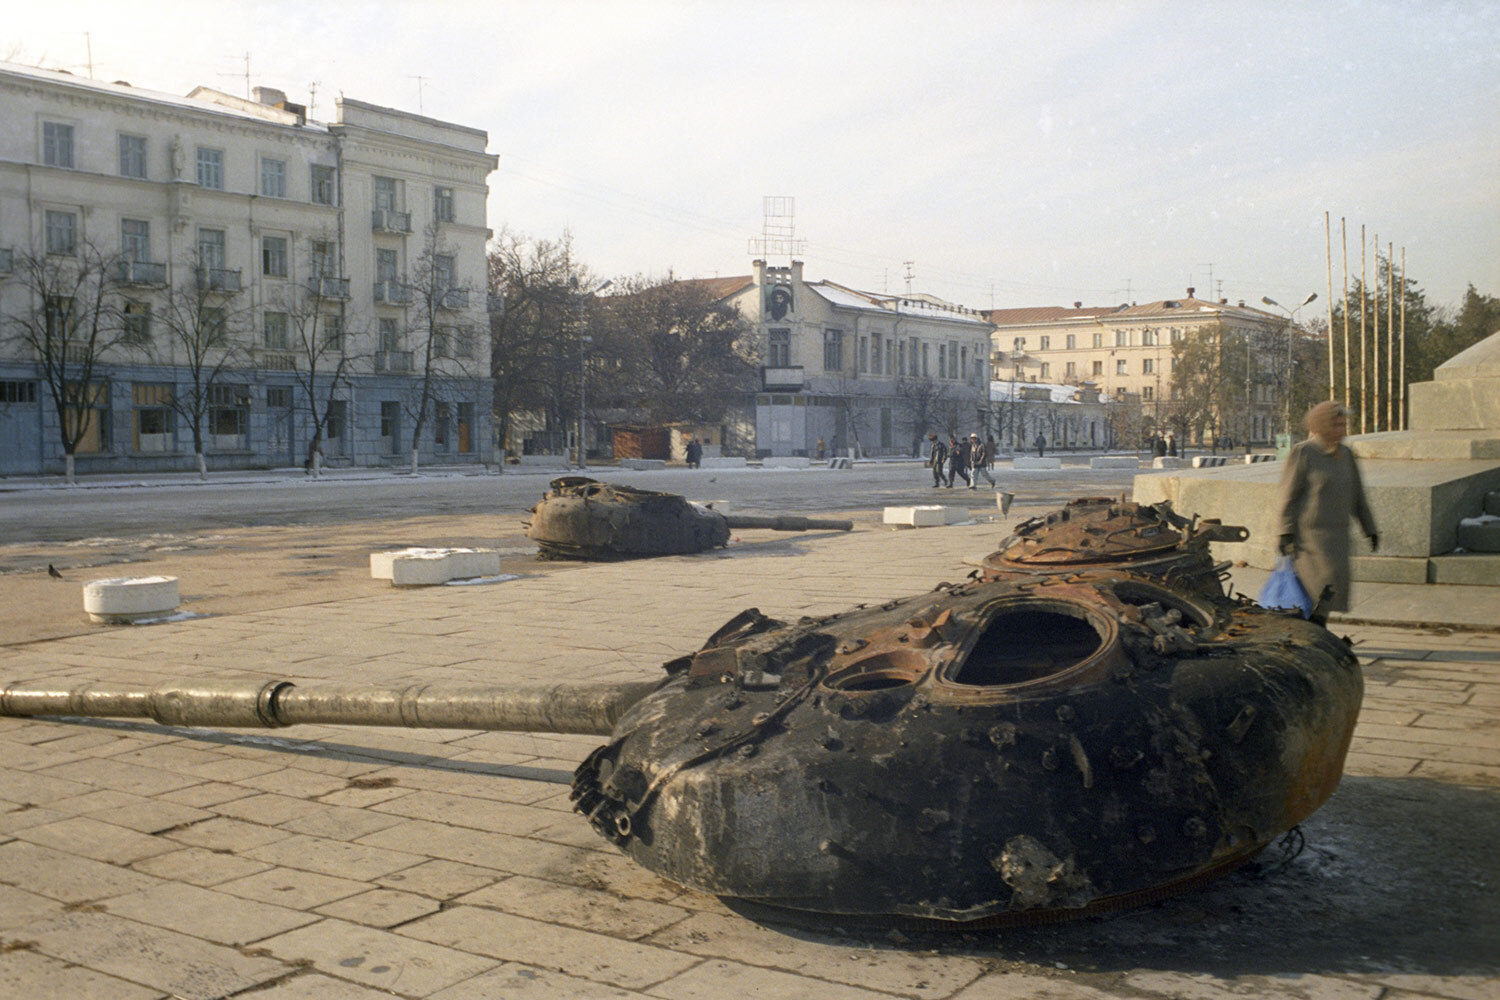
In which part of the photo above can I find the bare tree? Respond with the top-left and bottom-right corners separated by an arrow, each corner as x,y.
1,241 -> 131,482
403,225 -> 483,473
895,373 -> 953,457
281,244 -> 362,477
149,250 -> 254,478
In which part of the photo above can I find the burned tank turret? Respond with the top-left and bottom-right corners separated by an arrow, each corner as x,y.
524,476 -> 853,560
983,496 -> 1249,596
1,571 -> 1361,925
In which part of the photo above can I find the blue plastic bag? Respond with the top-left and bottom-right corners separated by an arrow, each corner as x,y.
1258,555 -> 1313,618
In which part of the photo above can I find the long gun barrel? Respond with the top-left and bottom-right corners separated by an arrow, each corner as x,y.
0,678 -> 659,735
721,514 -> 853,532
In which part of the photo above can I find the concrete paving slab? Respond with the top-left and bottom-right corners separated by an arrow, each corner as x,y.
103,880 -> 319,945
258,917 -> 498,997
0,949 -> 166,1000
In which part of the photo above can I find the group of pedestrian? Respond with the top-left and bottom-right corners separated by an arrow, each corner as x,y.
1147,432 -> 1179,458
684,437 -> 702,469
928,432 -> 996,489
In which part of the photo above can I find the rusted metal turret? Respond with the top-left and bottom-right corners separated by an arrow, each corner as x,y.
1,563 -> 1360,926
982,496 -> 1249,596
525,477 -> 853,560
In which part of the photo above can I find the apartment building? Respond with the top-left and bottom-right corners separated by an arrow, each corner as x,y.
985,290 -> 1290,445
0,62 -> 497,475
714,260 -> 993,456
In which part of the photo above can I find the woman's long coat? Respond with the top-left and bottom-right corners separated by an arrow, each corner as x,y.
1276,440 -> 1378,612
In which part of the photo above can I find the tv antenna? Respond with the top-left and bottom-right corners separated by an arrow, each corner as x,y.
218,52 -> 252,98
409,75 -> 430,114
903,261 -> 915,295
747,196 -> 807,262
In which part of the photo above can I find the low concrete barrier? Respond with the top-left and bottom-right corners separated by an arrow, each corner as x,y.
700,457 -> 747,469
828,457 -> 853,469
1152,457 -> 1185,469
883,505 -> 969,527
620,459 -> 665,471
763,456 -> 811,469
515,454 -> 569,468
1013,457 -> 1062,470
1089,455 -> 1140,469
371,548 -> 502,586
1244,454 -> 1278,464
1193,455 -> 1229,468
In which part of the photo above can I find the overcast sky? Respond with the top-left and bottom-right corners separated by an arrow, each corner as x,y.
8,1 -> 1498,313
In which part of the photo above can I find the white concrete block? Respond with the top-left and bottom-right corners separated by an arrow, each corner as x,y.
370,548 -> 502,586
515,454 -> 569,468
883,505 -> 968,527
620,459 -> 665,471
763,457 -> 811,469
1013,457 -> 1062,470
1151,457 -> 1185,469
700,457 -> 747,469
1089,456 -> 1141,469
83,576 -> 180,623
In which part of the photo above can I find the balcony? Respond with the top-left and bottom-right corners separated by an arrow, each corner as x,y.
195,267 -> 241,293
0,247 -> 12,275
373,279 -> 413,305
762,365 -> 805,391
371,208 -> 412,234
437,288 -> 469,311
114,259 -> 167,286
256,350 -> 297,372
305,275 -> 350,299
375,350 -> 413,373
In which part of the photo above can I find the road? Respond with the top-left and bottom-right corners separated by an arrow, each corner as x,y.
0,460 -> 1144,543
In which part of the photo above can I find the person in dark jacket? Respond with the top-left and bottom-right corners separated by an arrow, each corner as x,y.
1152,434 -> 1167,458
1035,433 -> 1046,458
947,435 -> 971,488
684,437 -> 702,469
1275,401 -> 1378,625
927,433 -> 948,487
967,433 -> 995,488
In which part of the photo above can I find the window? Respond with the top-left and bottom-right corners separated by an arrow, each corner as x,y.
948,340 -> 959,379
202,306 -> 227,342
1039,336 -> 1050,350
378,318 -> 401,353
322,315 -> 343,351
208,384 -> 249,445
376,248 -> 399,284
119,134 -> 147,178
937,344 -> 946,379
0,381 -> 39,404
454,328 -> 475,359
133,383 -> 173,452
434,401 -> 450,449
123,301 -> 152,344
457,402 -> 474,453
196,147 -> 224,189
1142,358 -> 1154,375
1066,361 -> 1077,378
44,210 -> 77,255
1171,357 -> 1180,372
267,386 -> 292,409
373,176 -> 398,212
326,400 -> 346,441
960,345 -> 968,382
885,339 -> 894,376
897,340 -> 906,376
1012,337 -> 1026,351
121,219 -> 150,261
767,328 -> 790,367
433,254 -> 455,289
1171,328 -> 1183,343
45,295 -> 73,338
1116,359 -> 1128,375
857,336 -> 867,374
263,311 -> 289,349
1142,329 -> 1156,346
1092,332 -> 1103,348
1065,334 -> 1076,349
433,186 -> 454,222
65,381 -> 110,454
43,122 -> 74,168
1040,362 -> 1050,379
197,229 -> 226,270
1143,386 -> 1154,401
260,158 -> 286,197
1092,360 -> 1103,376
1115,330 -> 1129,347
380,401 -> 400,450
311,164 -> 336,205
870,336 -> 881,374
310,240 -> 336,278
921,341 -> 929,377
261,236 -> 288,277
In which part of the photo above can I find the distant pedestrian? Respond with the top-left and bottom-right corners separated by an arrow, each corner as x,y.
927,433 -> 948,488
985,434 -> 997,469
1275,402 -> 1378,625
947,435 -> 971,488
1035,433 -> 1046,458
1167,432 -> 1178,457
1152,434 -> 1167,458
968,434 -> 995,488
816,437 -> 826,461
685,437 -> 702,469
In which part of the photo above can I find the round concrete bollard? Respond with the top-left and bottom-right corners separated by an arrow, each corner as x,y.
83,576 -> 180,624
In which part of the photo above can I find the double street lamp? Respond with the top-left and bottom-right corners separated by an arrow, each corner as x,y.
1262,292 -> 1318,439
574,278 -> 612,469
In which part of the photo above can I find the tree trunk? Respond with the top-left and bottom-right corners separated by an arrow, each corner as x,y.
196,452 -> 207,480
410,448 -> 420,475
311,450 -> 322,478
64,453 -> 76,485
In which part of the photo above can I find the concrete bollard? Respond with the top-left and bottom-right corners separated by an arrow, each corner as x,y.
371,548 -> 503,586
883,506 -> 969,527
83,576 -> 181,624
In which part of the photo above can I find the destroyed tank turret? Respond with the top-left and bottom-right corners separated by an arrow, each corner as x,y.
524,477 -> 853,560
983,496 -> 1249,596
1,569 -> 1361,925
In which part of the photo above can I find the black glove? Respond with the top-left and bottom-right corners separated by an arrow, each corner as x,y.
1279,534 -> 1297,556
1368,533 -> 1379,552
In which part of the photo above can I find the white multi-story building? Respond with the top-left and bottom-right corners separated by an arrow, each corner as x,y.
0,62 -> 496,475
710,260 -> 994,457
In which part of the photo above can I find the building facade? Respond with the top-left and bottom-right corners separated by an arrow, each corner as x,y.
723,260 -> 993,457
986,291 -> 1293,447
0,62 -> 496,476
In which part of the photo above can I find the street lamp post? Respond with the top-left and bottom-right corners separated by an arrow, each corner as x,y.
1262,293 -> 1318,439
574,279 -> 612,469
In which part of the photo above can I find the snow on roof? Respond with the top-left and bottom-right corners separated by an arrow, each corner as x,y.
990,380 -> 1104,404
809,282 -> 992,327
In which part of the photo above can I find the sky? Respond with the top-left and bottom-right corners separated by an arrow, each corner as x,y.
7,0 -> 1499,315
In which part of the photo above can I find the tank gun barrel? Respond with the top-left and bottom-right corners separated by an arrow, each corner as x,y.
721,514 -> 853,532
1,678 -> 659,736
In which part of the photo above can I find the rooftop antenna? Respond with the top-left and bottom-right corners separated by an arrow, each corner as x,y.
746,196 -> 807,264
308,81 -> 322,119
83,32 -> 93,79
1198,263 -> 1216,300
218,52 -> 252,98
409,75 -> 429,114
903,261 -> 915,295
1119,278 -> 1132,303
